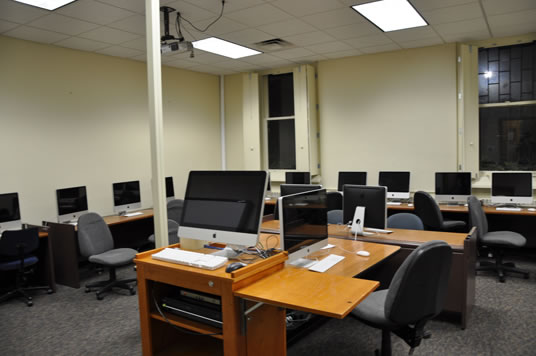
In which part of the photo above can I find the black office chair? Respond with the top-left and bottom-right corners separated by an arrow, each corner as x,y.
78,213 -> 137,300
327,191 -> 343,211
167,199 -> 184,224
0,228 -> 53,306
387,213 -> 424,230
467,196 -> 529,282
148,219 -> 179,245
327,209 -> 343,224
351,240 -> 452,356
414,191 -> 466,232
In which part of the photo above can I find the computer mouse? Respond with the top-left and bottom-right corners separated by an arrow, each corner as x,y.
225,262 -> 246,273
356,250 -> 370,257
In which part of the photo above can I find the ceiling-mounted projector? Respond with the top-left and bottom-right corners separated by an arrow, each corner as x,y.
160,6 -> 194,57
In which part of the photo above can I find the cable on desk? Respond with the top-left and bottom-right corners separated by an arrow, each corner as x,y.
152,289 -> 223,337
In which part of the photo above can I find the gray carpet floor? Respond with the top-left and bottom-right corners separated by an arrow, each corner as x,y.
1,257 -> 535,356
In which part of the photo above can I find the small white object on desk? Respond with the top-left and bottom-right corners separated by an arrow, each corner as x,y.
123,212 -> 143,217
408,203 -> 414,207
495,207 -> 522,212
386,202 -> 402,206
528,208 -> 536,212
365,227 -> 393,234
356,250 -> 370,257
308,254 -> 345,273
321,244 -> 336,250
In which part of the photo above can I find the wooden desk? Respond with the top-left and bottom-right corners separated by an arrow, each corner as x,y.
47,209 -> 154,289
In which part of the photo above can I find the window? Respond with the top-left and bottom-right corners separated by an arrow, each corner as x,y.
266,73 -> 296,170
478,41 -> 536,170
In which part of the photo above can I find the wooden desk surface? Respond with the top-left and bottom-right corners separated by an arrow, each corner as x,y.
102,208 -> 154,226
388,202 -> 536,216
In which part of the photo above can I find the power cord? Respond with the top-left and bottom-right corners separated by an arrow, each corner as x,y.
179,0 -> 225,33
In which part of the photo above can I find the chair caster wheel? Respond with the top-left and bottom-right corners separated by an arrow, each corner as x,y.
47,289 -> 53,294
129,288 -> 136,296
96,294 -> 104,300
85,287 -> 91,293
27,301 -> 33,307
499,277 -> 505,283
28,296 -> 32,301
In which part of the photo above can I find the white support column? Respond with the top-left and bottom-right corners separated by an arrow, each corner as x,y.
145,0 -> 168,248
220,75 -> 226,170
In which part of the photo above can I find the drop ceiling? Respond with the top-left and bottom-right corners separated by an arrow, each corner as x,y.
1,0 -> 535,75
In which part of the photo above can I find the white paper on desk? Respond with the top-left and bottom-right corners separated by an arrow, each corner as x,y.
321,244 -> 336,250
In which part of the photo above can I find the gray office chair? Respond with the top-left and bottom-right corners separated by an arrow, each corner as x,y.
77,213 -> 137,300
467,196 -> 529,282
351,240 -> 452,356
327,209 -> 344,224
148,219 -> 179,245
414,191 -> 466,232
327,191 -> 343,211
167,199 -> 184,224
387,213 -> 424,230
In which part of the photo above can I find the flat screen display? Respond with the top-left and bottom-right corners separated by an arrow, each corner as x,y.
113,181 -> 141,206
435,172 -> 472,196
378,171 -> 410,193
56,186 -> 88,216
343,185 -> 387,229
492,172 -> 532,197
0,193 -> 20,223
285,172 -> 310,184
165,176 -> 175,198
275,184 -> 322,220
338,171 -> 367,191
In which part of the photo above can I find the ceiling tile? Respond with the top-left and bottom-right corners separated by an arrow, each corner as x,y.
399,37 -> 445,49
325,22 -> 380,40
79,26 -> 141,44
386,26 -> 441,42
323,48 -> 363,59
271,47 -> 315,59
108,14 -> 146,35
293,54 -> 328,63
57,0 -> 136,25
360,43 -> 401,54
131,53 -> 146,62
165,58 -> 200,68
270,0 -> 345,17
189,51 -> 228,64
490,22 -> 536,38
54,36 -> 110,51
222,28 -> 273,45
481,0 -> 536,16
0,19 -> 20,33
487,9 -> 536,28
95,45 -> 144,57
215,59 -> 256,70
257,19 -> 317,38
164,1 -> 219,22
183,0 -> 264,14
240,53 -> 288,65
410,0 -> 478,12
433,18 -> 489,37
285,31 -> 335,46
306,41 -> 354,54
95,0 -> 146,14
301,8 -> 366,30
0,1 -> 48,24
27,14 -> 99,36
192,16 -> 247,36
188,64 -> 235,75
421,3 -> 483,25
4,25 -> 69,44
344,33 -> 394,49
120,37 -> 147,51
440,30 -> 490,43
225,4 -> 293,27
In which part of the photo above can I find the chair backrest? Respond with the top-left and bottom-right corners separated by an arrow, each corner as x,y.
327,191 -> 343,211
467,195 -> 488,239
385,240 -> 452,325
327,209 -> 344,224
167,199 -> 184,224
77,213 -> 114,258
168,219 -> 179,245
0,228 -> 39,258
387,213 -> 424,230
414,191 -> 443,230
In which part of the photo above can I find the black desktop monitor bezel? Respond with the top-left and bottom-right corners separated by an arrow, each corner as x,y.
491,172 -> 533,204
113,180 -> 141,207
338,171 -> 367,191
435,172 -> 472,202
0,192 -> 21,224
56,186 -> 88,216
343,185 -> 387,229
378,171 -> 410,198
285,171 -> 311,184
165,176 -> 175,198
275,184 -> 322,220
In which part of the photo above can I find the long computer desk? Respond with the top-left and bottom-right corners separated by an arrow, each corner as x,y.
134,236 -> 399,355
261,219 -> 476,329
46,209 -> 154,288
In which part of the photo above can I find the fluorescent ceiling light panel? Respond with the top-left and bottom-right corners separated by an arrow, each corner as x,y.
14,0 -> 77,11
192,37 -> 261,59
352,0 -> 427,32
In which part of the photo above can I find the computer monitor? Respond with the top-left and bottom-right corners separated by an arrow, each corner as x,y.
285,171 -> 311,184
56,186 -> 88,223
435,172 -> 472,204
275,184 -> 322,220
113,180 -> 141,214
279,189 -> 328,264
378,171 -> 410,199
343,185 -> 387,229
0,192 -> 22,233
491,172 -> 533,205
166,176 -> 175,202
338,171 -> 367,191
178,170 -> 267,247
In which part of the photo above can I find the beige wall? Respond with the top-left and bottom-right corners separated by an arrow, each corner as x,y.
317,43 -> 458,192
0,35 -> 221,224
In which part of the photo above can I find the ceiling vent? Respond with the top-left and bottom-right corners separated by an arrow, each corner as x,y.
253,38 -> 294,52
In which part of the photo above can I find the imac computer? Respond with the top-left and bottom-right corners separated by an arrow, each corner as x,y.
178,170 -> 268,251
56,186 -> 89,223
113,180 -> 141,214
491,172 -> 533,205
166,176 -> 175,202
338,171 -> 367,191
343,185 -> 387,229
285,172 -> 311,184
0,192 -> 22,233
378,171 -> 410,200
435,172 -> 472,204
274,184 -> 322,220
279,189 -> 328,265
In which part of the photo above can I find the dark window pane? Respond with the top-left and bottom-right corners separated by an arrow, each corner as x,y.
478,49 -> 488,73
268,73 -> 294,117
268,119 -> 296,170
489,84 -> 499,102
480,105 -> 536,170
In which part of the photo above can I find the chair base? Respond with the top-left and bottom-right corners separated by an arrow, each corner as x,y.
0,285 -> 53,306
85,267 -> 136,300
478,260 -> 529,283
